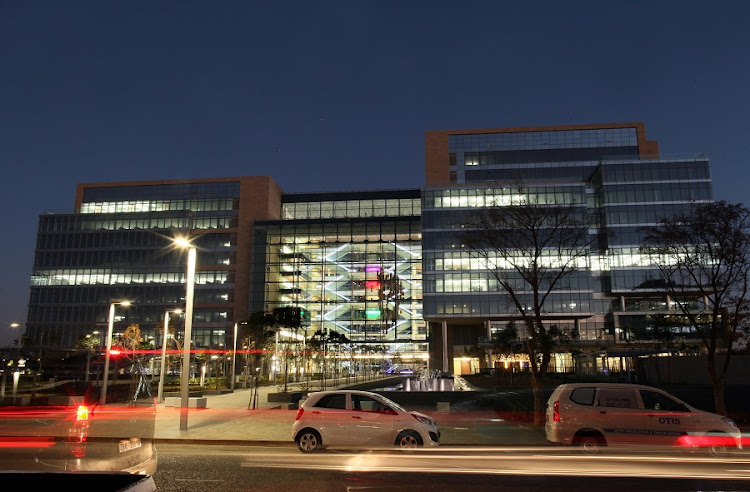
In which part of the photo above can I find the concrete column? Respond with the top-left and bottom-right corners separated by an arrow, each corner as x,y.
442,320 -> 449,374
485,320 -> 493,369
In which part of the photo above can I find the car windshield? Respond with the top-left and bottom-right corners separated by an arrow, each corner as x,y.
2,2 -> 749,491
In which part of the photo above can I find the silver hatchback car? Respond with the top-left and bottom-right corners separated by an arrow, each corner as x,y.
292,390 -> 440,452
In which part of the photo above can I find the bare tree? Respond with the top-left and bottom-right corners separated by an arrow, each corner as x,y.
237,311 -> 274,384
460,184 -> 593,425
640,201 -> 750,415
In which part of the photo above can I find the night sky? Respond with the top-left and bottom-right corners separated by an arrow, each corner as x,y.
2,1 -> 749,345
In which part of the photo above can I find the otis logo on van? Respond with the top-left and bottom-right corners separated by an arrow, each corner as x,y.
658,417 -> 681,425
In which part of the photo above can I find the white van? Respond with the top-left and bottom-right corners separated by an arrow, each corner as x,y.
545,383 -> 742,455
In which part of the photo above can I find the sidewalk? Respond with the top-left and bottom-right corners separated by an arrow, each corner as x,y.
152,376 -> 548,446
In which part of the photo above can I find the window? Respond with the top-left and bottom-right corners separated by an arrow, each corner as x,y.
352,395 -> 395,414
569,387 -> 596,406
313,394 -> 347,409
639,390 -> 686,412
597,388 -> 638,408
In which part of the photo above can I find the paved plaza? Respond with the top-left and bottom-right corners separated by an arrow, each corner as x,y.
153,377 -> 548,446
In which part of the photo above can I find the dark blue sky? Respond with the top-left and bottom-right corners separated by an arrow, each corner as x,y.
1,1 -> 749,345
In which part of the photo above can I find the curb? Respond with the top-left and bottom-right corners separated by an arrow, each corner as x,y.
154,439 -> 293,447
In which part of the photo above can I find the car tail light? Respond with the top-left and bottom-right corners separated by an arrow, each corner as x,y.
553,401 -> 560,422
69,405 -> 91,459
76,405 -> 90,422
295,407 -> 304,421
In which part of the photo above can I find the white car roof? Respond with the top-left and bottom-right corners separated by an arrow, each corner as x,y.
307,389 -> 381,397
556,383 -> 657,390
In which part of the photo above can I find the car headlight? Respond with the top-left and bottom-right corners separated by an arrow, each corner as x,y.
721,417 -> 737,427
412,413 -> 434,426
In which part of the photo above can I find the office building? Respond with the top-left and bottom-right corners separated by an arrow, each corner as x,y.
422,123 -> 712,373
25,122 -> 714,376
27,177 -> 281,349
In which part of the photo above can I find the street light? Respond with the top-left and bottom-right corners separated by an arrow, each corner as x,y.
2,323 -> 22,401
9,323 -> 21,353
231,322 -> 238,391
174,236 -> 197,431
158,308 -> 182,403
100,300 -> 131,405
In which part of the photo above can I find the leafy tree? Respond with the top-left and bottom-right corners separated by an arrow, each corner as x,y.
460,184 -> 593,425
640,201 -> 750,415
491,321 -> 524,361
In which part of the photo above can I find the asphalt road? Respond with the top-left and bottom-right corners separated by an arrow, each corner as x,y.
151,443 -> 750,492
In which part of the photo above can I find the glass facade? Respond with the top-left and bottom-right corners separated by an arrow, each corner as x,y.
449,128 -> 640,184
252,190 -> 426,371
425,127 -> 713,348
27,182 -> 241,349
24,124 -> 716,374
422,184 -> 608,341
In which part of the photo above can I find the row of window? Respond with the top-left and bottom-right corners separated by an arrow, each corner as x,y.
420,247 -> 700,272
74,216 -> 234,231
423,272 -> 593,293
617,296 -> 704,312
282,198 -> 421,220
259,222 -> 422,244
601,160 -> 710,183
31,269 -> 231,286
26,325 -> 231,349
605,202 -> 705,225
36,231 -> 235,251
449,128 -> 638,152
423,185 -> 584,209
423,252 -> 590,272
34,250 -> 232,268
80,198 -> 235,214
29,285 -> 230,305
604,182 -> 712,204
460,146 -> 638,167
27,305 -> 231,324
424,296 -> 604,318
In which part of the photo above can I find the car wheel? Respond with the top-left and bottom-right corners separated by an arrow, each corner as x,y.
573,433 -> 605,454
296,429 -> 321,453
707,432 -> 730,457
395,430 -> 423,450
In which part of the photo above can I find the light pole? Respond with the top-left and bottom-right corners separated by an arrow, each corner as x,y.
100,300 -> 131,405
2,323 -> 22,400
231,322 -> 238,391
158,309 -> 182,403
9,323 -> 21,354
174,236 -> 197,431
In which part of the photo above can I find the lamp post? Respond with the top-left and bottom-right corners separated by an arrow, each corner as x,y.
231,322 -> 238,391
174,237 -> 197,431
2,323 -> 22,400
9,322 -> 21,354
100,301 -> 131,405
158,309 -> 182,403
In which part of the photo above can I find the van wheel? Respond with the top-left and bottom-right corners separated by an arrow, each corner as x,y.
707,432 -> 730,457
573,433 -> 605,454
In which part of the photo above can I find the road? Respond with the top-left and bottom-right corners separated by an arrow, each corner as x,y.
151,443 -> 750,491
